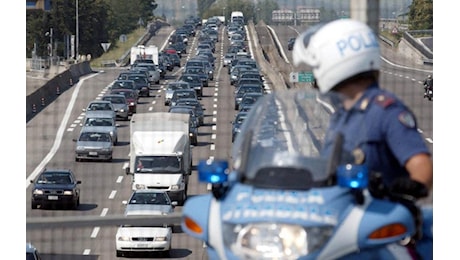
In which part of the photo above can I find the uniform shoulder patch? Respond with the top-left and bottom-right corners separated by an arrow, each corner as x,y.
374,94 -> 395,108
398,111 -> 416,128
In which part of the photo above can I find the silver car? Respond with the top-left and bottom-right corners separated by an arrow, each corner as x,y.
75,126 -> 113,162
102,94 -> 129,121
131,63 -> 161,84
80,111 -> 119,145
164,81 -> 191,106
83,100 -> 116,121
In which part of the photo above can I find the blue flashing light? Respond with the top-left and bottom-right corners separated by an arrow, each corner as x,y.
198,159 -> 229,184
337,164 -> 368,189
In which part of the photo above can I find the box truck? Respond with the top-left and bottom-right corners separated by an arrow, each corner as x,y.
125,112 -> 192,205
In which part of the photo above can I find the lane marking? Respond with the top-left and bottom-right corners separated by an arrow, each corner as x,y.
26,72 -> 101,188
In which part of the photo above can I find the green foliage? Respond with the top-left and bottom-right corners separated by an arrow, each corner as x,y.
26,0 -> 158,59
408,0 -> 433,30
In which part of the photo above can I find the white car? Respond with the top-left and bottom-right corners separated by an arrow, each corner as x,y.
115,189 -> 177,257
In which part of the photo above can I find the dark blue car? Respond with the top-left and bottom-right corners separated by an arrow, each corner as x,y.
30,169 -> 81,210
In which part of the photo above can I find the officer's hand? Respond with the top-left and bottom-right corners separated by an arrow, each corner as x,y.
389,177 -> 429,200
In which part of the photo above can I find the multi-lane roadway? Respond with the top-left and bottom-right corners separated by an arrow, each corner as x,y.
26,22 -> 433,260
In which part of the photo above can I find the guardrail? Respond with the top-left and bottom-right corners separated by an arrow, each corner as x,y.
403,29 -> 433,64
26,61 -> 93,122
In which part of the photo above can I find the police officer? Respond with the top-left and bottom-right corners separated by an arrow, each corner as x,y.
423,74 -> 433,98
292,19 -> 433,197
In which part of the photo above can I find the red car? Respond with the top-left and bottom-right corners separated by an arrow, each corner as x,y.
110,88 -> 138,114
163,48 -> 178,55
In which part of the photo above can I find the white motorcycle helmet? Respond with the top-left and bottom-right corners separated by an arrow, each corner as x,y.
293,19 -> 381,94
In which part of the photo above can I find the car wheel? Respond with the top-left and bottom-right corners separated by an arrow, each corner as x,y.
180,191 -> 187,206
31,201 -> 38,209
116,250 -> 122,257
74,197 -> 80,209
162,250 -> 170,257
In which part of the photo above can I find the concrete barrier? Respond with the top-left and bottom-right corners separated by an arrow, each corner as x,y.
26,61 -> 94,122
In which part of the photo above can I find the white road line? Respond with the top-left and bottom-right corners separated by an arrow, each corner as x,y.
90,227 -> 100,238
122,162 -> 129,169
101,208 -> 109,217
26,72 -> 101,189
116,176 -> 123,183
108,190 -> 117,199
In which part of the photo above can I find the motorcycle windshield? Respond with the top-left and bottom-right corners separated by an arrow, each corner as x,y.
231,89 -> 352,190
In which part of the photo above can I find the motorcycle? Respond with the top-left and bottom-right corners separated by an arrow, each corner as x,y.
181,89 -> 433,260
423,81 -> 433,101
424,88 -> 433,101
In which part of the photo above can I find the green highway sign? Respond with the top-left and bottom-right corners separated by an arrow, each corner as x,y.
298,72 -> 314,83
289,72 -> 314,83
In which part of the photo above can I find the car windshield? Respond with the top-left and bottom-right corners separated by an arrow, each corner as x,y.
135,156 -> 181,173
78,132 -> 111,142
129,192 -> 170,205
112,90 -> 134,99
112,81 -> 135,89
37,172 -> 72,184
103,96 -> 124,104
186,68 -> 204,74
88,103 -> 111,111
85,118 -> 114,126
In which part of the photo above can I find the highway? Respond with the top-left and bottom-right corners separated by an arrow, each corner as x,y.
26,22 -> 433,260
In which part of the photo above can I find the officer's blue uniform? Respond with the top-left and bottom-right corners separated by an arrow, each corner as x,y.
321,84 -> 431,186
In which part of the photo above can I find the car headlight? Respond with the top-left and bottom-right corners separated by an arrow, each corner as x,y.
117,236 -> 130,241
154,236 -> 168,241
33,189 -> 43,195
130,102 -> 135,106
76,146 -> 84,151
171,184 -> 180,190
63,190 -> 74,195
102,148 -> 112,152
223,223 -> 334,260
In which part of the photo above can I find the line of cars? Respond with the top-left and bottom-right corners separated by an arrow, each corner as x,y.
224,20 -> 266,143
114,17 -> 208,258
28,15 -> 224,258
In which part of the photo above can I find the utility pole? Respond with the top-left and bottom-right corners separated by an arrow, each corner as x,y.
350,0 -> 379,33
76,0 -> 79,62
